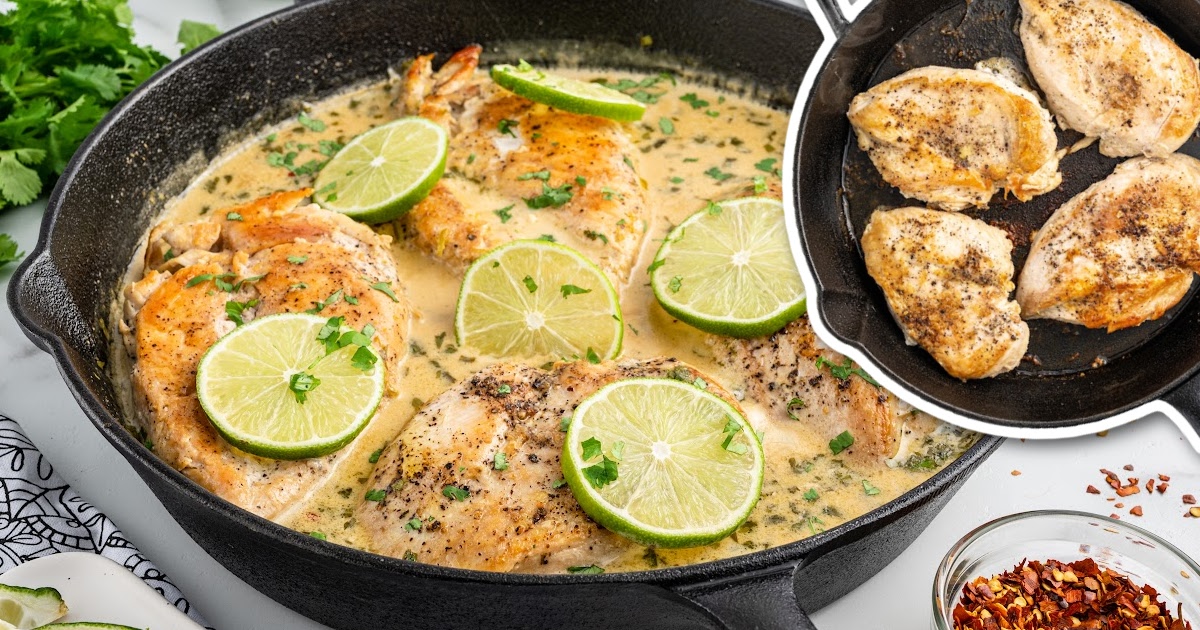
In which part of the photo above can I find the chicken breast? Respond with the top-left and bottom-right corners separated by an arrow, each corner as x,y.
1018,154 -> 1200,331
355,358 -> 741,572
709,317 -> 904,459
1020,0 -> 1200,157
122,190 -> 412,518
861,207 -> 1029,380
848,66 -> 1062,211
396,45 -> 648,281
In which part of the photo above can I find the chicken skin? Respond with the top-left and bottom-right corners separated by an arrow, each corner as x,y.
121,190 -> 411,518
397,45 -> 648,282
848,66 -> 1062,211
1020,0 -> 1200,158
1018,154 -> 1200,331
356,359 -> 740,572
861,207 -> 1029,380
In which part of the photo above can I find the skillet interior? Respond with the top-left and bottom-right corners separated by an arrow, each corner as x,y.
797,0 -> 1200,428
7,0 -> 1002,627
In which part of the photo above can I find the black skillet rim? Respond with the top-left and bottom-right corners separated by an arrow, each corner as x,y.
7,0 -> 1003,589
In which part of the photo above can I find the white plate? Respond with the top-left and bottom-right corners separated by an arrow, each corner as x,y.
2,553 -> 205,629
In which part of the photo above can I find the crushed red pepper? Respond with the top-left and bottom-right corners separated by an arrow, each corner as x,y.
951,558 -> 1193,630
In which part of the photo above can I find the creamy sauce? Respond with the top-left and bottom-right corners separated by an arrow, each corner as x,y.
128,67 -> 976,573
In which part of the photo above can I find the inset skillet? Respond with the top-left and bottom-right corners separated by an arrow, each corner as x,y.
786,0 -> 1200,448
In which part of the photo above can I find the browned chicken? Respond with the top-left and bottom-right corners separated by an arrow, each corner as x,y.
121,190 -> 411,518
355,359 -> 740,571
1018,154 -> 1200,331
860,207 -> 1028,380
397,45 -> 648,281
847,66 -> 1061,211
1020,0 -> 1200,157
710,318 -> 904,459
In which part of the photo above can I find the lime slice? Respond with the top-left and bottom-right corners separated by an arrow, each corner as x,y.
313,117 -> 448,224
195,313 -> 385,460
0,584 -> 66,629
490,62 -> 646,122
455,240 -> 623,360
650,197 -> 807,338
562,378 -> 764,548
36,619 -> 140,624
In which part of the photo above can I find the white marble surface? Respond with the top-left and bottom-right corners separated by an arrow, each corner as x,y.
0,2 -> 1197,629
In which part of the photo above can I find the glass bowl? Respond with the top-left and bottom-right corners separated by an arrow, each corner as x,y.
932,510 -> 1200,630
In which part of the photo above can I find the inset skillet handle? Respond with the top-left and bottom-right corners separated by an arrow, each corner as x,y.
1158,377 -> 1200,454
673,563 -> 817,630
7,249 -> 63,354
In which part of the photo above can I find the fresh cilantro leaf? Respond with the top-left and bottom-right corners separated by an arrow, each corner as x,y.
523,275 -> 538,293
0,234 -> 24,270
369,448 -> 383,464
680,93 -> 709,109
585,347 -> 601,364
185,274 -> 214,288
517,169 -> 550,181
370,281 -> 400,302
289,371 -> 320,404
583,230 -> 608,245
226,211 -> 243,221
403,551 -> 418,561
786,397 -> 806,420
0,151 -> 43,206
524,182 -> 573,209
754,158 -> 779,174
720,416 -> 749,455
493,205 -> 514,223
496,384 -> 512,396
224,298 -> 258,326
551,478 -> 568,489
567,565 -> 605,575
669,176 -> 684,184
309,531 -> 327,541
317,140 -> 343,157
297,112 -> 326,132
581,437 -> 603,461
560,284 -> 591,298
862,480 -> 881,496
306,289 -> 344,314
575,176 -> 586,187
537,234 -> 556,242
364,489 -> 386,502
829,430 -> 855,455
611,441 -> 625,460
658,117 -> 674,135
753,175 -> 767,194
57,64 -> 122,101
668,276 -> 682,293
803,488 -> 819,502
442,485 -> 470,501
493,452 -> 509,471
497,119 -> 517,136
350,346 -> 378,372
582,455 -> 619,489
177,20 -> 221,55
815,356 -> 879,387
287,255 -> 308,264
705,201 -> 722,215
704,167 -> 733,181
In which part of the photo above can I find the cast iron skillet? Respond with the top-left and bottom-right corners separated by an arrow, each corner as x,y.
788,0 -> 1200,450
6,0 -> 1000,627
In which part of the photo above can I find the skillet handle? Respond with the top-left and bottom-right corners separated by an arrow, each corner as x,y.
6,249 -> 61,354
1157,377 -> 1200,453
673,564 -> 818,630
808,0 -> 851,39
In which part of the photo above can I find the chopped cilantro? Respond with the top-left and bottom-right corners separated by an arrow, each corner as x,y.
493,204 -> 514,223
754,157 -> 779,174
669,176 -> 684,184
537,234 -> 556,242
704,166 -> 733,181
584,230 -> 609,245
803,488 -> 819,502
862,480 -> 881,496
524,182 -> 574,209
522,275 -> 538,293
815,356 -> 880,387
405,517 -> 423,532
786,397 -> 806,420
680,93 -> 709,109
496,384 -> 512,396
668,276 -> 682,293
370,281 -> 400,302
567,565 -> 605,575
226,211 -> 243,221
575,175 -> 587,187
829,430 -> 855,455
369,448 -> 383,464
658,117 -> 674,135
442,485 -> 470,501
518,169 -> 551,181
287,255 -> 308,264
497,118 -> 518,136
493,452 -> 509,471
705,201 -> 722,215
305,289 -> 343,314
309,531 -> 327,541
364,489 -> 386,502
560,284 -> 591,298
586,347 -> 601,364
753,175 -> 767,194
297,112 -> 326,132
224,298 -> 258,326
288,371 -> 320,404
720,417 -> 749,455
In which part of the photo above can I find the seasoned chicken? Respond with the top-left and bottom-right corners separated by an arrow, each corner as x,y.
848,66 -> 1062,211
1018,154 -> 1200,331
356,358 -> 741,572
710,318 -> 904,459
1020,0 -> 1200,157
122,190 -> 412,518
861,207 -> 1029,380
397,45 -> 648,281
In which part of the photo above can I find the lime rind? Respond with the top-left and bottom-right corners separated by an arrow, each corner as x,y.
650,197 -> 807,338
563,378 -> 764,548
35,625 -> 142,630
490,64 -> 646,122
314,117 -> 448,224
195,313 -> 385,460
455,240 -> 624,360
0,583 -> 67,629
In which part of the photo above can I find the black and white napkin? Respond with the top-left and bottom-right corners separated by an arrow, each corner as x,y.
0,415 -> 209,627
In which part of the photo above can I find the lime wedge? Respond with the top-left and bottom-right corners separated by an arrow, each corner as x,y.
0,584 -> 66,629
313,117 -> 448,224
455,240 -> 623,360
490,62 -> 646,122
650,197 -> 807,338
195,313 -> 385,460
562,378 -> 764,548
36,625 -> 140,629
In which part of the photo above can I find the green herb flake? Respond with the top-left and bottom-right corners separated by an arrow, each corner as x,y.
287,255 -> 308,264
583,230 -> 609,245
705,201 -> 722,215
669,176 -> 684,184
560,284 -> 592,298
720,417 -> 749,455
658,117 -> 674,135
297,112 -> 326,132
442,485 -> 470,501
647,258 -> 665,274
753,175 -> 767,194
586,347 -> 601,364
402,551 -> 418,561
815,356 -> 880,387
364,489 -> 386,502
582,455 -> 619,489
305,289 -> 344,314
754,158 -> 779,174
551,478 -> 568,489
786,397 -> 806,420
224,298 -> 259,326
404,517 -> 423,532
226,212 -> 243,221
498,118 -> 518,137
493,452 -> 509,471
575,176 -> 587,187
370,281 -> 401,303
862,480 -> 881,496
517,169 -> 551,181
560,416 -> 572,432
368,448 -> 384,464
668,276 -> 683,293
493,204 -> 514,223
496,384 -> 512,396
521,275 -> 538,293
524,182 -> 574,209
567,565 -> 605,575
581,437 -> 603,461
467,153 -> 476,164
829,430 -> 855,455
803,488 -> 819,502
704,166 -> 733,182
680,93 -> 709,109
537,234 -> 556,242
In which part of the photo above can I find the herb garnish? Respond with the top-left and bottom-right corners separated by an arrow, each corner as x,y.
224,299 -> 259,326
586,347 -> 601,364
754,158 -> 780,175
522,275 -> 538,293
580,437 -> 620,489
369,448 -> 383,464
369,281 -> 400,302
305,289 -> 343,314
815,356 -> 879,387
493,205 -> 514,223
493,452 -> 509,471
567,565 -> 605,575
862,480 -> 881,496
720,417 -> 749,455
658,117 -> 674,135
226,211 -> 243,221
308,531 -> 327,541
680,93 -> 709,109
288,371 -> 321,404
524,182 -> 574,209
786,397 -> 806,420
584,230 -> 608,244
497,118 -> 518,137
560,284 -> 591,298
297,112 -> 326,132
287,255 -> 308,264
803,488 -> 820,502
667,276 -> 683,293
704,166 -> 733,181
518,169 -> 550,181
828,430 -> 855,455
753,175 -> 767,194
404,517 -> 423,532
364,489 -> 386,502
442,485 -> 470,501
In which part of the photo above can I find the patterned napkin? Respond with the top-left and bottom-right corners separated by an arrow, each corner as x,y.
0,415 -> 209,627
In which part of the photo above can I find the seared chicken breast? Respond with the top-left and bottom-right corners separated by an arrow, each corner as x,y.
1018,154 -> 1200,331
356,359 -> 740,572
122,190 -> 411,518
848,66 -> 1062,211
861,207 -> 1029,380
1020,0 -> 1200,157
710,318 -> 904,459
397,45 -> 648,281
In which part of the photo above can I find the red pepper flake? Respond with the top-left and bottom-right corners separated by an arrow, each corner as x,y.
1115,502 -> 1125,508
1147,479 -> 1157,493
952,558 -> 1191,630
1159,483 -> 1169,494
1131,506 -> 1144,517
1087,485 -> 1101,494
1117,484 -> 1142,497
1123,464 -> 1135,471
1184,495 -> 1197,505
1160,474 -> 1171,482
1011,470 -> 1022,476
1111,513 -> 1121,519
1101,468 -> 1122,489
